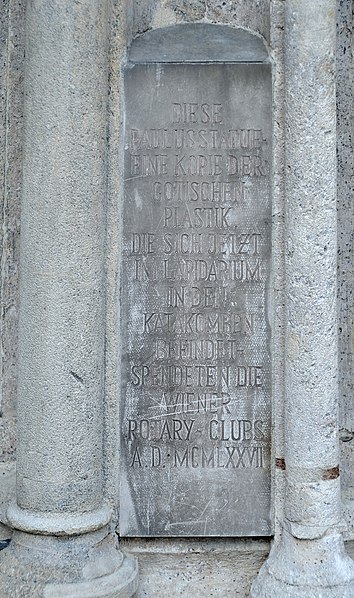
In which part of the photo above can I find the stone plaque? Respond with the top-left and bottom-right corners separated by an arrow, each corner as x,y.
120,62 -> 272,536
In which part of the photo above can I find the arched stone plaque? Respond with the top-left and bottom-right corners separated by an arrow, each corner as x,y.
120,25 -> 272,537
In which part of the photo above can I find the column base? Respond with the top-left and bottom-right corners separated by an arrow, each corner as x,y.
251,528 -> 354,597
0,527 -> 138,598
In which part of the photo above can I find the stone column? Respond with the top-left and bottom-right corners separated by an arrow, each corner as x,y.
252,1 -> 354,596
0,1 -> 138,596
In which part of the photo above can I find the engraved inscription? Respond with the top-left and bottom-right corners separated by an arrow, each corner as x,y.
121,63 -> 272,537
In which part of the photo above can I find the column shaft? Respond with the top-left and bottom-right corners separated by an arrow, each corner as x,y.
284,0 -> 339,535
13,0 -> 109,526
0,1 -> 138,595
252,1 -> 354,595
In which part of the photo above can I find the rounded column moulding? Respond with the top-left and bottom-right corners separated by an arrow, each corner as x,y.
251,1 -> 354,595
0,1 -> 137,596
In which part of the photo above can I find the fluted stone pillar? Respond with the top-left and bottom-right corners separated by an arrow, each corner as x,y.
252,1 -> 354,596
0,1 -> 138,596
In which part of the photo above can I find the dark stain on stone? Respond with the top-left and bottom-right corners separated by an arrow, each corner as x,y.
275,457 -> 286,470
323,466 -> 340,480
0,540 -> 11,551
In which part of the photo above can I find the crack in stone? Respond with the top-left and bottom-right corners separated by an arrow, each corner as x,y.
70,371 -> 84,386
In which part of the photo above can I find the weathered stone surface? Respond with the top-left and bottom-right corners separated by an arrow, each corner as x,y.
0,0 -> 25,543
0,529 -> 138,598
0,0 -> 353,595
121,56 -> 272,537
252,0 -> 354,594
122,537 -> 269,597
0,0 -> 137,596
268,0 -> 286,538
252,530 -> 354,598
205,0 -> 270,41
337,0 -> 354,541
0,0 -> 24,468
129,0 -> 271,42
0,462 -> 15,540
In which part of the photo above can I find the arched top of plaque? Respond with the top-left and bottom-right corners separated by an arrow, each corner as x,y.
128,24 -> 269,64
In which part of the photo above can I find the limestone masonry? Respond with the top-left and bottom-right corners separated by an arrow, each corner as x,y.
0,1 -> 353,596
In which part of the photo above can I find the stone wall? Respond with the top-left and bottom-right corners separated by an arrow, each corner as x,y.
337,0 -> 354,539
0,0 -> 24,541
0,0 -> 352,595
